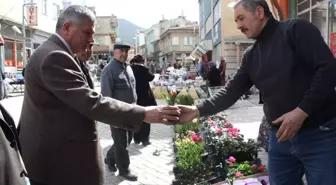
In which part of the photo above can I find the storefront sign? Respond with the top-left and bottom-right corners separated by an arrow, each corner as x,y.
27,6 -> 38,26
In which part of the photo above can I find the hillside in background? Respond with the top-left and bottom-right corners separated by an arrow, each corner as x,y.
117,18 -> 145,45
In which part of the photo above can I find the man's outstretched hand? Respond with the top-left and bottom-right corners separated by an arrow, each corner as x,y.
144,106 -> 181,125
176,105 -> 199,123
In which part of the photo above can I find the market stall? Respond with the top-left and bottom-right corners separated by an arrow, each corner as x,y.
157,81 -> 268,185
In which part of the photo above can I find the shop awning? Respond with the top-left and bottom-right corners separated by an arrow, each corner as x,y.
190,40 -> 212,59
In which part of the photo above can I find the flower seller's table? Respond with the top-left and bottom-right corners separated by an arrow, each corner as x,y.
214,172 -> 269,185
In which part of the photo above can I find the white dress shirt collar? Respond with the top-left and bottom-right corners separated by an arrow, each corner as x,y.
55,33 -> 74,57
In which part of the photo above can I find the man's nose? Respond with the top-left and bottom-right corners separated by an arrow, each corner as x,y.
88,35 -> 94,43
236,22 -> 242,30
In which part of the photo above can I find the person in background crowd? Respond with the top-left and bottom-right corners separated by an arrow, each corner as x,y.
0,31 -> 27,185
218,57 -> 227,85
19,6 -> 181,185
130,55 -> 157,146
101,42 -> 138,181
166,63 -> 174,74
176,0 -> 336,184
207,61 -> 221,87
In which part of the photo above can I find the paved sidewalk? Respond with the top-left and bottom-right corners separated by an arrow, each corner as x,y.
0,94 -> 266,185
99,100 -> 176,185
99,123 -> 175,185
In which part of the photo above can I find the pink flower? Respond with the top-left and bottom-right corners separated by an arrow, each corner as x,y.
258,165 -> 265,171
187,130 -> 196,136
192,135 -> 198,142
251,164 -> 257,169
228,156 -> 236,163
235,171 -> 243,178
216,128 -> 222,134
191,135 -> 203,142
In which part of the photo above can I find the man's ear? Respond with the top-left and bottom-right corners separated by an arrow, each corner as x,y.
255,6 -> 266,19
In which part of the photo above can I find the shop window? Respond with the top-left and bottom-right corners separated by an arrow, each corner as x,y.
213,0 -> 221,24
298,0 -> 309,13
16,42 -> 23,69
172,36 -> 179,45
52,3 -> 60,20
41,0 -> 48,15
184,37 -> 193,45
4,40 -> 15,67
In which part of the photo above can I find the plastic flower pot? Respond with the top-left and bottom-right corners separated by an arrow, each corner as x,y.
173,144 -> 178,153
172,166 -> 180,175
201,153 -> 209,162
171,179 -> 182,185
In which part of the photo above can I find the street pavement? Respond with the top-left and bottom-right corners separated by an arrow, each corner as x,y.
1,93 -> 266,185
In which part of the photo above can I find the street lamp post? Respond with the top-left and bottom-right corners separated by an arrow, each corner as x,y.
22,3 -> 27,67
22,1 -> 36,67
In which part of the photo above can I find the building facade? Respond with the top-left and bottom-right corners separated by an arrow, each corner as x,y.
0,0 -> 63,72
134,30 -> 145,55
93,15 -> 118,55
296,0 -> 336,56
194,0 -> 281,75
159,24 -> 199,64
144,16 -> 196,64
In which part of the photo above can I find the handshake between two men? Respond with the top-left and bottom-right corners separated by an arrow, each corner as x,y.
143,105 -> 199,125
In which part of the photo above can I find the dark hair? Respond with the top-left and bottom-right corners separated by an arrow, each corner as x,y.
56,5 -> 95,32
234,0 -> 272,18
130,55 -> 144,64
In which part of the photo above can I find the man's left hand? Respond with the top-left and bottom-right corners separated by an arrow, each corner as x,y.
272,107 -> 309,142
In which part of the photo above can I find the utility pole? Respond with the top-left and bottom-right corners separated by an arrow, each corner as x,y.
22,0 -> 36,67
22,3 -> 27,67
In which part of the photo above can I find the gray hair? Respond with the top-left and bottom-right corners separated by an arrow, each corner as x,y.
56,5 -> 95,32
234,0 -> 272,18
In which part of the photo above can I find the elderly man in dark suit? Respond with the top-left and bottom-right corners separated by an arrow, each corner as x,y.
19,5 -> 180,185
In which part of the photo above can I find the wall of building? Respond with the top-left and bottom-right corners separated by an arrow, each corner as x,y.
93,16 -> 118,53
218,0 -> 277,75
160,31 -> 199,56
0,0 -> 62,35
0,0 -> 63,72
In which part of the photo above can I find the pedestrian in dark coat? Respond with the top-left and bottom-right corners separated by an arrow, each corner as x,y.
0,103 -> 27,185
130,55 -> 157,146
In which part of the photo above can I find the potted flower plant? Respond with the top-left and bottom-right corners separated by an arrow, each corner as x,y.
226,156 -> 267,184
162,90 -> 177,105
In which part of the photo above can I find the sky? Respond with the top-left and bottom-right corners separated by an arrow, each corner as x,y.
82,0 -> 200,29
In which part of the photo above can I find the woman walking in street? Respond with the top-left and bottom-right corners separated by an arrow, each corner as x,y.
130,55 -> 157,146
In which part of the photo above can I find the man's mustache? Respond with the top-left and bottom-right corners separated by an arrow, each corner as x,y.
240,28 -> 248,33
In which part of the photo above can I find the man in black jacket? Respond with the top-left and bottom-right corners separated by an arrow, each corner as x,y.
177,0 -> 336,185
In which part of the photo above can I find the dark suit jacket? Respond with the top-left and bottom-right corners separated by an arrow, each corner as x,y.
131,64 -> 157,106
0,103 -> 27,185
19,34 -> 145,185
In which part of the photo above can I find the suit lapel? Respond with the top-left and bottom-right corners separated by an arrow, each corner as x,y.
48,35 -> 94,89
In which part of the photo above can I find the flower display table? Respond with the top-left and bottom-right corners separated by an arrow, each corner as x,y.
171,109 -> 267,184
214,172 -> 269,185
